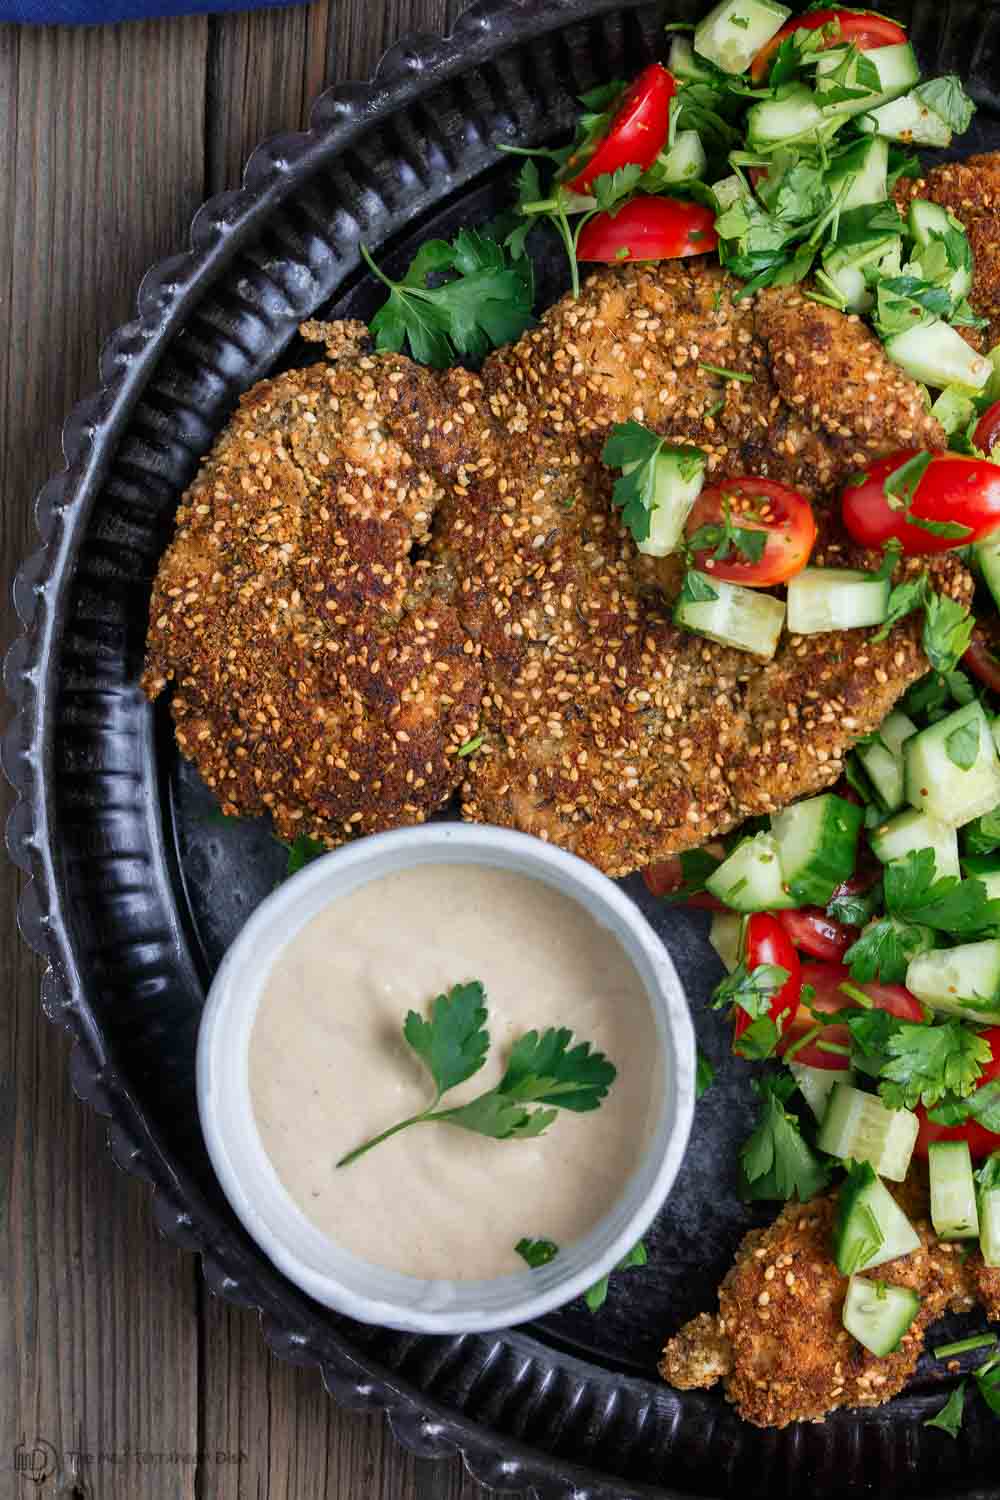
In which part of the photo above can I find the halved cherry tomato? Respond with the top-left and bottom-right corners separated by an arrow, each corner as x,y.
776,907 -> 858,962
777,961 -> 924,1069
963,624 -> 1000,696
564,64 -> 676,194
642,853 -> 725,909
974,399 -> 1000,458
576,196 -> 717,263
915,1025 -> 1000,1161
749,8 -> 906,84
684,477 -> 817,587
733,913 -> 801,1055
841,450 -> 1000,555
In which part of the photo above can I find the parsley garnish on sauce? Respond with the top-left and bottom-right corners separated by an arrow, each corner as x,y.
336,980 -> 616,1167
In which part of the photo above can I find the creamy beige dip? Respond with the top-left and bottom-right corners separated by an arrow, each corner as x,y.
248,863 -> 661,1279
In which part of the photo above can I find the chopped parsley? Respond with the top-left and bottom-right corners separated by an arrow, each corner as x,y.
584,1239 -> 647,1312
601,421 -> 706,545
924,1382 -> 967,1438
363,228 -> 534,367
516,1237 -> 559,1269
740,1073 -> 832,1203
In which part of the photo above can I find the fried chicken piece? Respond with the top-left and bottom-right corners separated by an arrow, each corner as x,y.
142,350 -> 483,844
894,152 -> 1000,347
424,264 -> 967,874
659,1178 -> 992,1429
144,262 -> 967,865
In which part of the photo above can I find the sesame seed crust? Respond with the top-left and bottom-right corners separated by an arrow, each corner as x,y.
141,342 -> 484,846
144,255 -> 975,868
660,1172 -> 986,1428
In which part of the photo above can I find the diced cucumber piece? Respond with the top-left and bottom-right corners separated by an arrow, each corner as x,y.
654,130 -> 708,186
975,531 -> 1000,608
978,1154 -> 1000,1267
820,259 -> 871,313
980,1188 -> 1000,1268
929,1139 -> 980,1240
746,83 -> 825,147
711,173 -> 745,211
904,702 -> 1000,828
930,384 -> 977,440
842,1276 -> 921,1357
869,807 -> 960,880
859,739 -> 905,812
909,199 -> 953,249
668,35 -> 718,83
633,448 -> 706,558
905,939 -> 1000,1024
833,1161 -> 922,1275
674,573 -> 786,659
857,712 -> 917,814
885,318 -> 992,392
770,793 -> 863,905
816,43 -> 919,119
786,567 -> 890,634
909,199 -> 974,304
858,90 -> 954,148
709,910 -> 744,972
790,1061 -> 848,1124
821,233 -> 900,313
694,0 -> 790,76
705,831 -> 795,912
836,135 -> 889,211
880,711 -> 920,762
818,1082 -> 919,1181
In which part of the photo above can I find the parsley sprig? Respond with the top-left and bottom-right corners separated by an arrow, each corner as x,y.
337,980 -> 616,1167
363,228 -> 534,367
740,1073 -> 831,1203
601,420 -> 706,545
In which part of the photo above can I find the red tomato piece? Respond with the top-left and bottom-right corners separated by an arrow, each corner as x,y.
776,907 -> 858,962
841,450 -> 1000,555
974,399 -> 1000,458
963,625 -> 1000,696
565,64 -> 676,194
575,196 -> 717,263
750,8 -> 906,84
684,477 -> 817,587
733,913 -> 801,1055
777,961 -> 924,1069
915,1026 -> 1000,1161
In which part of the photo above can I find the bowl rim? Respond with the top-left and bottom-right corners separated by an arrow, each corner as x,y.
196,822 -> 696,1334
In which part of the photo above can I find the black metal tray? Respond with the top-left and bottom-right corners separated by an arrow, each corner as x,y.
6,2 -> 1000,1495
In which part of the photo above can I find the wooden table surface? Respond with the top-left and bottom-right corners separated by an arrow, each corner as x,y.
0,7 -> 530,1497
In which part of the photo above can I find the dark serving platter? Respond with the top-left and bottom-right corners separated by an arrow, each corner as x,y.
7,1 -> 1000,1494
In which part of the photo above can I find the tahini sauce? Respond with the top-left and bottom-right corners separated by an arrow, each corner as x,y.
249,863 -> 660,1279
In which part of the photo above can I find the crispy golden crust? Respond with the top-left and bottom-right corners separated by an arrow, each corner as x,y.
144,263 -> 969,866
435,265 -> 966,874
659,1178 -> 986,1428
142,353 -> 483,845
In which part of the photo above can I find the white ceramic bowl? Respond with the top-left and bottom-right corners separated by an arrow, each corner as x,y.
197,824 -> 696,1334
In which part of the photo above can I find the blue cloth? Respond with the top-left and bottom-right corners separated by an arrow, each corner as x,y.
4,0 -> 297,21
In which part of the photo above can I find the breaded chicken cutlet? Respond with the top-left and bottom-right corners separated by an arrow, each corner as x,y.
144,159 -> 993,869
660,1175 -> 1000,1428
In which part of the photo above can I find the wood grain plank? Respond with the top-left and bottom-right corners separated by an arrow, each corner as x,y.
204,0 -> 333,195
328,0 -> 465,84
0,19 -> 208,1500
